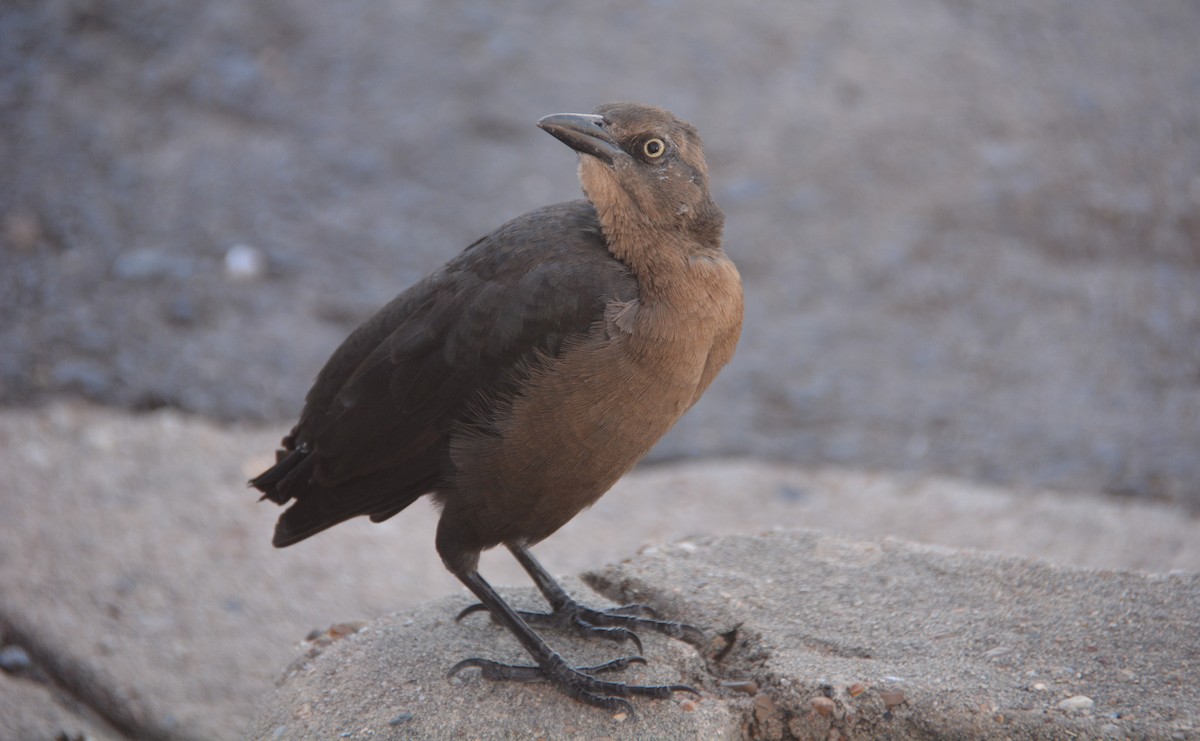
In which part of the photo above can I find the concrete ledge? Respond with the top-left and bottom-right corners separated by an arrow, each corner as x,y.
253,531 -> 1200,740
591,532 -> 1200,739
3,404 -> 1198,738
0,670 -> 123,741
253,579 -> 740,740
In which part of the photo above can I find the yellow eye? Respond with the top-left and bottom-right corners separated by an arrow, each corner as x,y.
642,138 -> 666,158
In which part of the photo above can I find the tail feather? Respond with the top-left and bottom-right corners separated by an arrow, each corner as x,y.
249,446 -> 311,504
253,452 -> 437,548
271,476 -> 430,547
252,439 -> 437,548
272,495 -> 423,547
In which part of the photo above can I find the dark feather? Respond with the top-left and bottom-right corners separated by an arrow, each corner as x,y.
251,201 -> 636,542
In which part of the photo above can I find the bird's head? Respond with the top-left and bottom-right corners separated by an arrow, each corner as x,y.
538,102 -> 722,245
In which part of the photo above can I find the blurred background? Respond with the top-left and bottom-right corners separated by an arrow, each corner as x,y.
2,0 -> 1199,504
3,2 -> 1200,738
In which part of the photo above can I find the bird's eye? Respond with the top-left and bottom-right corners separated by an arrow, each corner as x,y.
642,138 -> 666,159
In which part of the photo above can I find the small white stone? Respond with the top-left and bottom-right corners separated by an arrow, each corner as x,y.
225,243 -> 266,280
1057,695 -> 1095,711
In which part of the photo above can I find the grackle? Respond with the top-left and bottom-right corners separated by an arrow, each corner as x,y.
251,102 -> 743,712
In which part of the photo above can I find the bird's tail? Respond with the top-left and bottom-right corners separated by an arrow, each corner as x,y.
249,446 -> 310,504
251,446 -> 432,548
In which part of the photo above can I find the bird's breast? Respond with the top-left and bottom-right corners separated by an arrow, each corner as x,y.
446,254 -> 742,547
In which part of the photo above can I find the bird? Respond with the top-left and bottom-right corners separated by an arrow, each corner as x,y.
251,101 -> 743,712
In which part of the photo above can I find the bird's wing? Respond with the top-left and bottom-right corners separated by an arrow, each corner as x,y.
260,201 -> 636,503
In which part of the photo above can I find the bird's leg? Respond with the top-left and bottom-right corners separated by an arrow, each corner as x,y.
447,567 -> 697,712
512,545 -> 708,649
456,545 -> 706,652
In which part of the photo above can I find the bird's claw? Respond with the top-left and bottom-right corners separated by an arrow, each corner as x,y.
448,654 -> 697,713
456,600 -> 704,651
456,600 -> 656,622
454,602 -> 490,622
600,603 -> 661,619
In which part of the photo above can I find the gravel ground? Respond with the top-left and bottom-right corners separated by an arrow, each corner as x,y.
3,1 -> 1199,505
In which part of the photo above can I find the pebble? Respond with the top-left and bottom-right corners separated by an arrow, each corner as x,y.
811,696 -> 836,717
50,359 -> 112,397
388,712 -> 413,726
166,295 -> 198,326
1057,695 -> 1095,711
776,484 -> 807,503
754,693 -> 777,722
4,209 -> 42,250
75,326 -> 112,353
225,243 -> 266,281
0,644 -> 32,672
879,690 -> 906,708
329,621 -> 368,638
113,248 -> 192,281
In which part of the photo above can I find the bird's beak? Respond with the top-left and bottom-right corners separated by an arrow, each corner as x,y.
537,113 -> 621,165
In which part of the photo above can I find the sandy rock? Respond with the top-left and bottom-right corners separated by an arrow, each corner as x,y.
2,404 -> 1199,738
255,531 -> 1200,739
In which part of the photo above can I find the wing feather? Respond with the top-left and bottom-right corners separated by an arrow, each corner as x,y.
251,201 -> 638,544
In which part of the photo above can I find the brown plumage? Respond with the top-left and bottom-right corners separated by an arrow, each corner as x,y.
251,102 -> 743,711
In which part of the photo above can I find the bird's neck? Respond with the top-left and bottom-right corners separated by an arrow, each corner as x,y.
605,230 -> 690,297
596,208 -> 725,300
588,185 -> 720,292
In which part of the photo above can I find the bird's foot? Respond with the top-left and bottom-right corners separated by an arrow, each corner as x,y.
456,600 -> 705,654
448,654 -> 698,713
